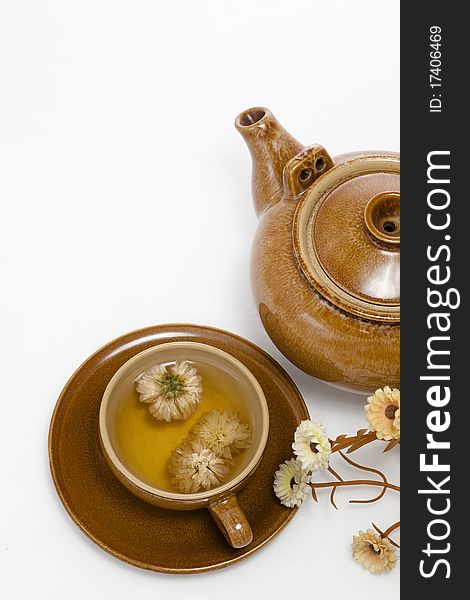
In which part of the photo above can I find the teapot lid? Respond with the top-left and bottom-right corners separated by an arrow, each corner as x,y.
293,154 -> 400,323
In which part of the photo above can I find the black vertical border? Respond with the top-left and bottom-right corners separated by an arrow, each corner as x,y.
401,4 -> 464,595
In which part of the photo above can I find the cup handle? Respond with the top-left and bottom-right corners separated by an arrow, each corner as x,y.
208,495 -> 253,549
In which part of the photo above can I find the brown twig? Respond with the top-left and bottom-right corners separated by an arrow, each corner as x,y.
383,521 -> 401,538
307,426 -> 400,530
383,439 -> 400,453
330,430 -> 376,454
372,521 -> 401,548
353,483 -> 387,505
311,482 -> 318,502
310,450 -> 400,508
338,450 -> 390,504
330,430 -> 400,454
311,479 -> 400,493
327,466 -> 344,510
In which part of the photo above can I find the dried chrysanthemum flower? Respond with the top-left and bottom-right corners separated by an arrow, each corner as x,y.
273,457 -> 311,508
393,408 -> 400,436
352,529 -> 399,574
365,386 -> 400,441
168,437 -> 229,493
135,360 -> 202,422
190,409 -> 251,460
292,420 -> 331,472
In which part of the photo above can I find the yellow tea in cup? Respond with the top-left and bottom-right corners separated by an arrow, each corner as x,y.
114,360 -> 251,493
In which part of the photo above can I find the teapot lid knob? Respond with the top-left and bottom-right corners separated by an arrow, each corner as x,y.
363,192 -> 400,248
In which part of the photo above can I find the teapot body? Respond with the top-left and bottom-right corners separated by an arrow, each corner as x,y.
251,151 -> 399,394
236,107 -> 400,395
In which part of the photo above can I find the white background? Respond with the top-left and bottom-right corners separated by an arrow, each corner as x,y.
0,1 -> 400,598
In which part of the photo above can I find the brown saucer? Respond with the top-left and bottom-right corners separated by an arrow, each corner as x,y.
49,324 -> 309,573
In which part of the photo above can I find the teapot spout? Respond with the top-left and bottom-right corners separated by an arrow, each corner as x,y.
235,107 -> 303,216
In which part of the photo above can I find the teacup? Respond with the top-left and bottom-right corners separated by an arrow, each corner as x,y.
99,341 -> 269,548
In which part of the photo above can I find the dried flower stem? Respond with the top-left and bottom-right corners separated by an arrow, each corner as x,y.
372,521 -> 401,548
338,450 -> 389,504
382,521 -> 401,539
327,466 -> 344,510
330,429 -> 400,454
280,414 -> 401,574
312,479 -> 400,493
310,449 -> 400,507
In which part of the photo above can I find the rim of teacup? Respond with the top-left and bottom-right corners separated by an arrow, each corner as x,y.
99,341 -> 270,502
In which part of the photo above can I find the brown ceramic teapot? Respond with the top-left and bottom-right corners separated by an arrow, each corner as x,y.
235,107 -> 399,395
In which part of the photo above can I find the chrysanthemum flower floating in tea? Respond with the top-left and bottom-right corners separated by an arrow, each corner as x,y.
273,457 -> 311,508
365,386 -> 400,441
168,437 -> 229,493
292,420 -> 331,472
135,360 -> 202,422
168,410 -> 251,493
190,409 -> 251,460
352,529 -> 398,574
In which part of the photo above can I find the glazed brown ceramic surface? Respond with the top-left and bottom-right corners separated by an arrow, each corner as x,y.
294,157 -> 400,320
236,107 -> 400,394
49,324 -> 309,573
